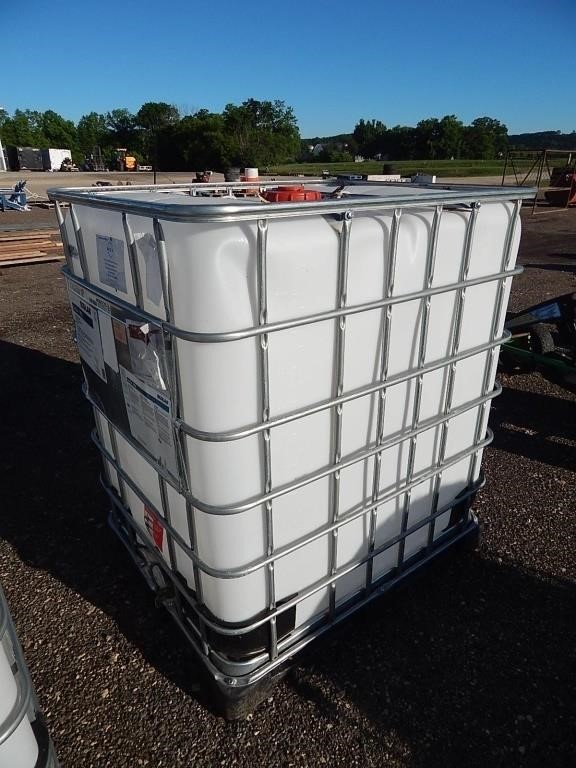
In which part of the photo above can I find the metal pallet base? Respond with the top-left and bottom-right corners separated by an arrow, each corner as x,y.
108,498 -> 479,719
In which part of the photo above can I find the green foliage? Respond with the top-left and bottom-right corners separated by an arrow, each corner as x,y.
1,101 -> 568,173
77,112 -> 108,152
462,117 -> 508,159
136,102 -> 179,132
42,110 -> 78,159
159,111 -> 228,171
344,114 -> 508,162
508,130 -> 576,150
353,119 -> 387,157
222,99 -> 300,167
105,108 -> 140,150
1,109 -> 47,147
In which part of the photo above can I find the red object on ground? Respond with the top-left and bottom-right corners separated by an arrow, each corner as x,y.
262,186 -> 323,203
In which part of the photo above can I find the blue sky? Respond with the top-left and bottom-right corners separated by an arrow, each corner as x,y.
3,0 -> 574,137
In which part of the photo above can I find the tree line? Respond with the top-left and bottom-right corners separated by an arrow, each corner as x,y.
1,101 -> 572,170
308,116 -> 510,162
0,100 -> 301,170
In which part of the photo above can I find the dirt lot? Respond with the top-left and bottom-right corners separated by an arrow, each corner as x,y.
0,205 -> 575,768
2,170 -> 522,203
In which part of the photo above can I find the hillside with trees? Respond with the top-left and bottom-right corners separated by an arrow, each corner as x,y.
304,116 -> 510,162
0,101 -> 573,170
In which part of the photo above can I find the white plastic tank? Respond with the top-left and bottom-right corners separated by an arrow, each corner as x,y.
0,585 -> 58,768
52,179 -> 532,668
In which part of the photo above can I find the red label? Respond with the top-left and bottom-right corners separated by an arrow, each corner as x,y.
144,505 -> 164,550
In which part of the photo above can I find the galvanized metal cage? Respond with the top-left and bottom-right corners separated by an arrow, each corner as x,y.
49,179 -> 534,715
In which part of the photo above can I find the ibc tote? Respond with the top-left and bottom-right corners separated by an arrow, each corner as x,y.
49,178 -> 534,716
0,585 -> 59,767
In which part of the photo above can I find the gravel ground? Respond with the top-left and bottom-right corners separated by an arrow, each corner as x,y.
0,206 -> 575,768
2,170 -> 521,203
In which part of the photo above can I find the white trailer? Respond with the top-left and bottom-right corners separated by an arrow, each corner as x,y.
41,148 -> 72,172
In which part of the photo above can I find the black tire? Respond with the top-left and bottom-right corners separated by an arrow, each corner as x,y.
529,323 -> 555,355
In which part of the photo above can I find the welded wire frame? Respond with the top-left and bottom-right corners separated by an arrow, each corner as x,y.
53,183 -> 527,685
0,586 -> 60,766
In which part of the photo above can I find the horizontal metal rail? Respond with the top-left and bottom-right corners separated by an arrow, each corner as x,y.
179,335 -> 510,442
108,491 -> 478,685
103,444 -> 485,639
63,264 -> 522,344
94,414 -> 492,585
80,331 -> 508,452
168,268 -> 523,343
92,377 -> 500,516
48,181 -> 535,224
103,446 -> 483,586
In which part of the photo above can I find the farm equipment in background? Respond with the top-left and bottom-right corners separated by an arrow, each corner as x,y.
545,166 -> 576,207
501,292 -> 576,393
60,157 -> 79,172
83,147 -> 106,172
112,148 -> 137,171
0,180 -> 29,212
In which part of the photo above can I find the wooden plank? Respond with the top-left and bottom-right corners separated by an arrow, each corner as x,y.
0,244 -> 56,252
0,254 -> 65,267
0,250 -> 46,260
0,242 -> 53,252
0,229 -> 59,242
0,243 -> 62,251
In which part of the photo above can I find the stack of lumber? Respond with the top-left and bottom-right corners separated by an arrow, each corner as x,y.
0,229 -> 64,267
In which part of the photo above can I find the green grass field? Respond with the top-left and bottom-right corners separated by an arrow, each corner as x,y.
268,159 -> 507,177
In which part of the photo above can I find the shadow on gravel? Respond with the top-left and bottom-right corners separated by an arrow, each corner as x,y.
288,551 -> 575,768
1,341 -> 574,767
0,340 -> 207,701
489,384 -> 576,470
523,262 -> 576,273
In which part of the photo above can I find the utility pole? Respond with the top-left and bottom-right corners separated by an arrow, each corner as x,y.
0,106 -> 6,172
153,133 -> 157,185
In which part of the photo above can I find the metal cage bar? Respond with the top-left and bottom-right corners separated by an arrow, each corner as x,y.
397,204 -> 442,567
152,218 -> 190,492
467,199 -> 521,486
255,218 -> 278,660
68,203 -> 89,279
48,180 -> 536,224
90,361 -> 503,519
92,388 -> 497,584
64,262 -> 522,346
54,200 -> 73,271
328,211 -> 353,617
426,202 -> 480,548
365,207 -> 401,590
101,430 -> 490,645
121,212 -> 144,309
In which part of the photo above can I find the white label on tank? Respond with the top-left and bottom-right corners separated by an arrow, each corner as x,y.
96,235 -> 127,293
70,295 -> 107,382
120,365 -> 177,476
70,286 -> 118,372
